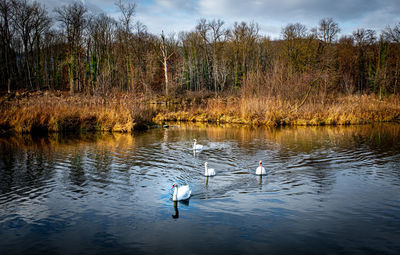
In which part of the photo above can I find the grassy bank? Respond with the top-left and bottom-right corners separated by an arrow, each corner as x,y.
154,94 -> 400,126
1,91 -> 399,134
0,91 -> 156,134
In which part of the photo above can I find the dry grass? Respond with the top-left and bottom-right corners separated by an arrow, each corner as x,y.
1,91 -> 399,134
0,91 -> 156,133
154,94 -> 400,126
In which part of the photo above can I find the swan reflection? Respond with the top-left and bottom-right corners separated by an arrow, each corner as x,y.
172,202 -> 179,219
171,200 -> 190,219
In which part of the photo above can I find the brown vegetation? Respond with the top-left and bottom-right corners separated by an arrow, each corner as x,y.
0,91 -> 399,134
0,91 -> 155,133
1,0 -> 399,99
1,1 -> 399,133
154,93 -> 400,126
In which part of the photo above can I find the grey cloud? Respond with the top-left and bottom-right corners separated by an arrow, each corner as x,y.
198,0 -> 397,22
41,0 -> 116,14
37,0 -> 400,37
197,0 -> 400,37
155,0 -> 197,12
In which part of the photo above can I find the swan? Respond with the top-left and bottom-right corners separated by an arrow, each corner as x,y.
256,160 -> 266,175
172,183 -> 192,201
204,162 -> 216,176
193,139 -> 203,151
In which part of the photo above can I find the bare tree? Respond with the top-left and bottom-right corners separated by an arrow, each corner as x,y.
0,0 -> 14,92
318,17 -> 340,43
208,19 -> 226,93
55,1 -> 88,93
88,13 -> 117,92
381,23 -> 400,94
195,18 -> 212,88
282,23 -> 307,40
229,21 -> 260,91
382,23 -> 400,43
160,31 -> 175,97
31,1 -> 51,89
115,0 -> 136,91
353,28 -> 376,45
11,0 -> 37,89
115,0 -> 136,33
195,19 -> 227,93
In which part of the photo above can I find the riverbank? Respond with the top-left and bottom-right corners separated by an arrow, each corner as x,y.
0,91 -> 156,134
1,91 -> 399,134
155,94 -> 400,126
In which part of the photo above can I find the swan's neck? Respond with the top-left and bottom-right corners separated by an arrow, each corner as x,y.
173,186 -> 178,201
193,141 -> 196,148
204,165 -> 208,175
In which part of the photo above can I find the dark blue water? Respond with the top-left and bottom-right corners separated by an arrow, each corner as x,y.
1,124 -> 400,254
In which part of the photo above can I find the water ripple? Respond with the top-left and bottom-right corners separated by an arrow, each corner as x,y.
1,125 -> 400,254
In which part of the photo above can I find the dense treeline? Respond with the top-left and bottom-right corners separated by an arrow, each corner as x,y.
1,0 -> 400,100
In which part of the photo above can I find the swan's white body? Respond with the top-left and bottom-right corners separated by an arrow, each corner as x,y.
204,162 -> 216,176
172,183 -> 192,201
256,161 -> 266,175
193,139 -> 203,151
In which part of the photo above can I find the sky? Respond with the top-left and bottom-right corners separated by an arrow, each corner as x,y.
42,0 -> 400,39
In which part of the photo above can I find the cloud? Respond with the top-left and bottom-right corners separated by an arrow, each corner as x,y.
198,0 -> 384,21
154,0 -> 196,11
38,0 -> 400,38
42,0 -> 114,16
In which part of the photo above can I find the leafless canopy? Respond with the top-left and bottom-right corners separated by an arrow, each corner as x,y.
318,17 -> 340,43
115,0 -> 136,33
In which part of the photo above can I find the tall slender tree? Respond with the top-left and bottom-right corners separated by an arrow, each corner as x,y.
55,1 -> 88,93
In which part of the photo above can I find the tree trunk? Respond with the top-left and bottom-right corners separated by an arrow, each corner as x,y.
161,31 -> 169,97
8,78 -> 11,94
163,56 -> 168,97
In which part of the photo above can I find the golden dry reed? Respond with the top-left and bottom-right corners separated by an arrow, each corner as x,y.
1,91 -> 399,134
154,94 -> 400,126
0,91 -> 155,133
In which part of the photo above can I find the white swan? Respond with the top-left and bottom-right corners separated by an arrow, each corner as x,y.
193,139 -> 203,151
256,160 -> 266,175
172,183 -> 192,201
204,162 -> 216,176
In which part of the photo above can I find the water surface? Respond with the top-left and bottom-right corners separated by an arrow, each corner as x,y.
1,124 -> 400,254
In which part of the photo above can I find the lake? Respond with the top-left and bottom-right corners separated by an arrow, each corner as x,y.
1,124 -> 400,255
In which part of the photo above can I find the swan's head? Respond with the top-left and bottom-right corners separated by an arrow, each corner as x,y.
259,160 -> 262,166
205,162 -> 208,167
193,139 -> 197,143
172,183 -> 178,189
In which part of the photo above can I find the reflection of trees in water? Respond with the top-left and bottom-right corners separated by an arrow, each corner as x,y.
268,125 -> 400,154
0,143 -> 17,194
68,153 -> 86,187
25,150 -> 51,186
0,133 -> 138,194
159,123 -> 400,193
350,125 -> 400,154
304,154 -> 335,196
85,148 -> 113,187
339,125 -> 400,184
1,124 -> 399,198
160,122 -> 270,143
0,138 -> 56,195
0,142 -> 17,194
269,125 -> 400,195
159,124 -> 279,159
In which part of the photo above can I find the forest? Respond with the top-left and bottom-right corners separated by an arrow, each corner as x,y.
1,0 -> 400,133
